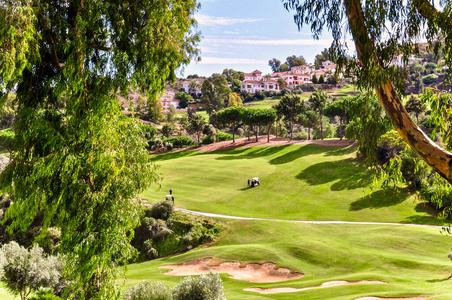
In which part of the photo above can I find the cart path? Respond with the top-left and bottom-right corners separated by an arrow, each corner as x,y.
175,208 -> 444,229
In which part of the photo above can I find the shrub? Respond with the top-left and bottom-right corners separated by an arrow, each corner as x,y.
280,88 -> 291,96
422,74 -> 439,84
167,136 -> 196,148
164,142 -> 173,151
28,289 -> 62,300
294,132 -> 308,140
425,62 -> 437,72
141,124 -> 157,140
0,242 -> 65,300
172,271 -> 225,300
236,127 -> 244,137
218,132 -> 233,142
150,201 -> 174,221
201,135 -> 214,145
124,281 -> 172,300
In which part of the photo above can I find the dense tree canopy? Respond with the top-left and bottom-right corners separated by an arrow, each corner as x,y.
282,0 -> 452,183
201,75 -> 231,114
0,0 -> 200,298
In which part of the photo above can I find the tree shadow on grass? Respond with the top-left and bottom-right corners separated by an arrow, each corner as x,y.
215,145 -> 292,161
402,202 -> 451,225
296,158 -> 372,190
152,150 -> 199,161
269,144 -> 357,165
349,188 -> 410,211
269,144 -> 329,165
322,144 -> 357,157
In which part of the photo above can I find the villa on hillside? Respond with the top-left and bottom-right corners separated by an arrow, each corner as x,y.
389,54 -> 423,67
320,60 -> 337,72
240,70 -> 281,93
182,78 -> 204,96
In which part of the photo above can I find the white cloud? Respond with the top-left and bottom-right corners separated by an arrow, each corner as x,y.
197,57 -> 268,65
196,13 -> 267,26
223,30 -> 240,35
204,38 -> 334,46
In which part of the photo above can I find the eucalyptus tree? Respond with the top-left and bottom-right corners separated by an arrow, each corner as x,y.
201,75 -> 231,114
274,94 -> 306,140
0,0 -> 199,298
308,91 -> 328,140
281,0 -> 452,182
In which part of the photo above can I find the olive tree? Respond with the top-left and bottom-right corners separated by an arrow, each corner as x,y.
0,242 -> 64,300
0,1 -> 199,298
281,0 -> 452,182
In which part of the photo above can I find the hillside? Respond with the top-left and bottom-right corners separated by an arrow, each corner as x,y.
122,142 -> 452,300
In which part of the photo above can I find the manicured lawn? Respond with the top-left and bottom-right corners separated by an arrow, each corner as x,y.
142,143 -> 443,225
124,220 -> 452,300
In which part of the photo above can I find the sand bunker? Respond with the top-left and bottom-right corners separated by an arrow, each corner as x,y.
244,280 -> 386,294
355,297 -> 428,300
159,258 -> 303,283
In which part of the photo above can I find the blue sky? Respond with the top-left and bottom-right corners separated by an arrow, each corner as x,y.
180,0 -> 340,78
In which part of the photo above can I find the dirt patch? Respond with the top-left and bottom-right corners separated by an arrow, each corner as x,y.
159,258 -> 303,283
244,280 -> 386,294
355,297 -> 428,300
168,136 -> 355,153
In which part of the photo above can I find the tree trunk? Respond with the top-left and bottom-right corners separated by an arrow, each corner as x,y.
290,122 -> 293,140
248,125 -> 251,141
232,123 -> 235,143
308,127 -> 311,140
255,126 -> 259,142
339,117 -> 343,140
320,112 -> 324,140
267,124 -> 271,142
345,0 -> 452,183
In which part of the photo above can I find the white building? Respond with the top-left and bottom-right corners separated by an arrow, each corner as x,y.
160,90 -> 179,111
241,70 -> 280,93
182,78 -> 204,95
390,55 -> 423,67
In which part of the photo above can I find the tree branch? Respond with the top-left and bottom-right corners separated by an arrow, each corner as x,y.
344,0 -> 452,183
48,33 -> 64,72
413,0 -> 447,22
90,44 -> 111,51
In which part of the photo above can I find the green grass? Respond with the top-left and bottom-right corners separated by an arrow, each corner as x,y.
124,220 -> 452,300
0,283 -> 19,300
130,141 -> 452,299
142,143 -> 442,225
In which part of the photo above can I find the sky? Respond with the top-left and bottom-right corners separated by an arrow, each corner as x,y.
180,0 -> 343,78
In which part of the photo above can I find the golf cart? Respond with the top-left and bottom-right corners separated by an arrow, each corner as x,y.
251,177 -> 260,187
